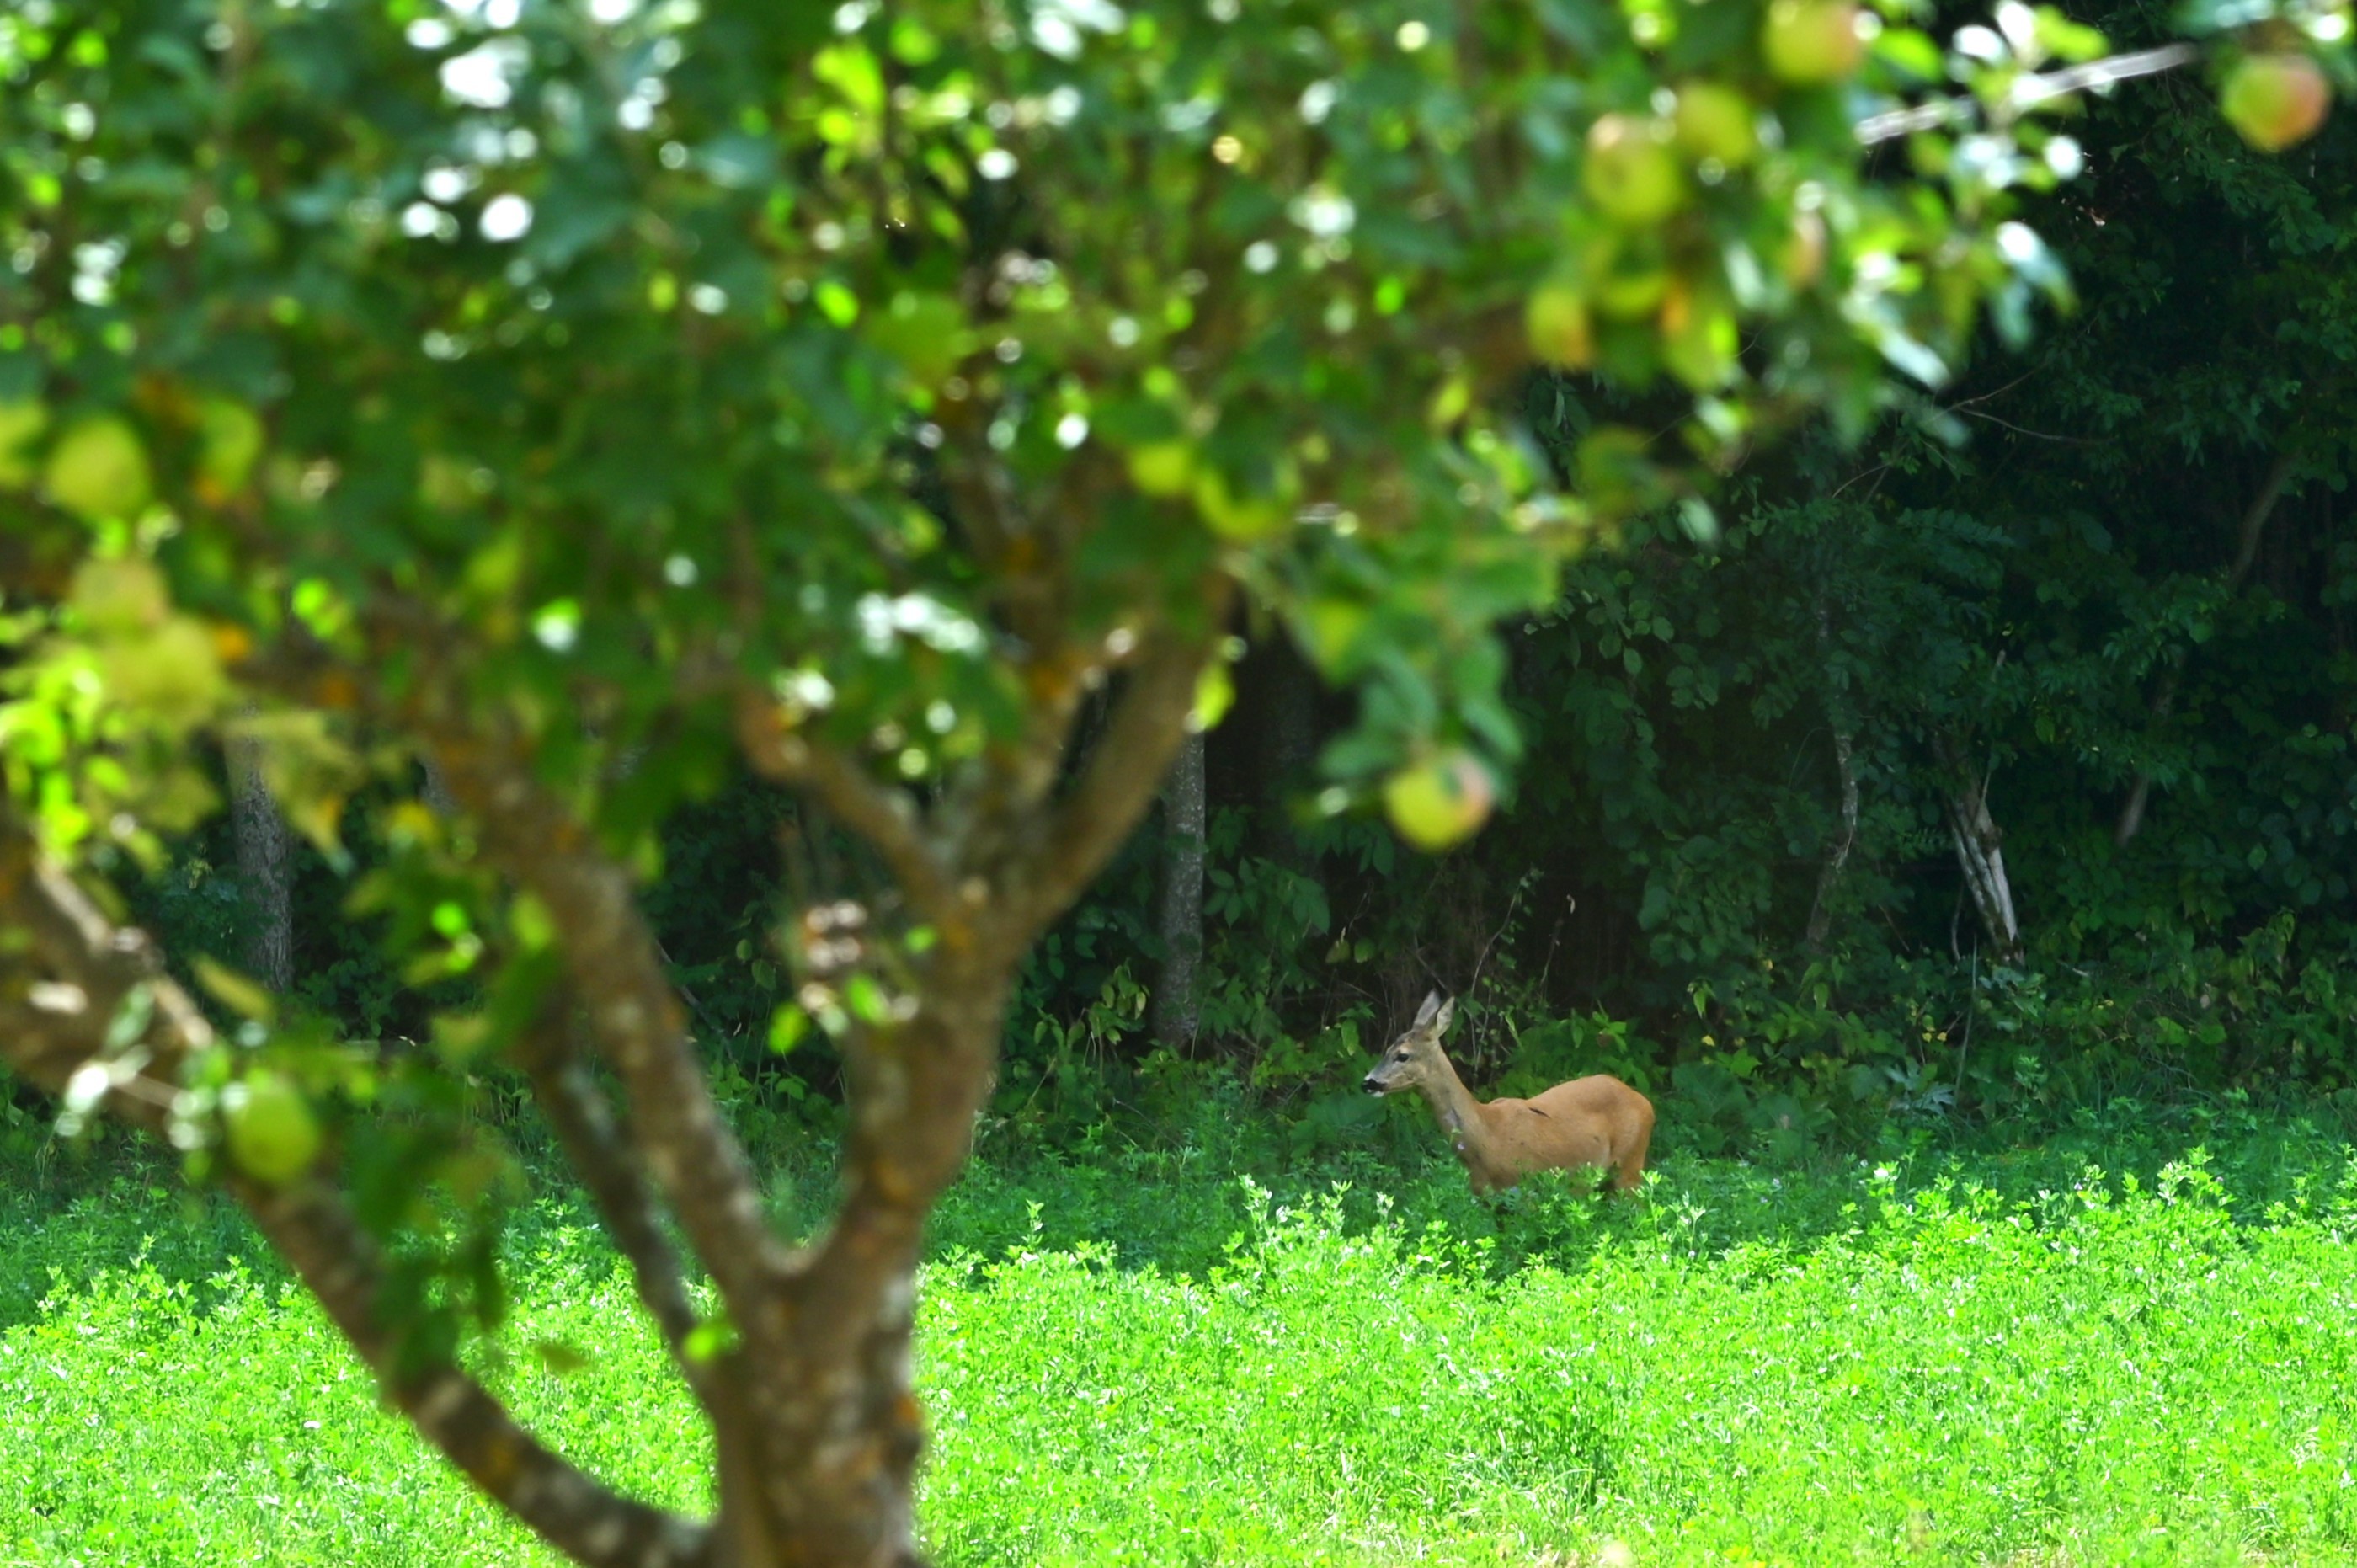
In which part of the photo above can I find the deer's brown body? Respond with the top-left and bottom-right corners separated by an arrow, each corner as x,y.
1363,993 -> 1654,1194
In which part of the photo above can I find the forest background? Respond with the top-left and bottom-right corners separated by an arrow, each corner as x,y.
87,0 -> 2357,1176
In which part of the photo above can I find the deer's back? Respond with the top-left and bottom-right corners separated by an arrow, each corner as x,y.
1469,1075 -> 1653,1187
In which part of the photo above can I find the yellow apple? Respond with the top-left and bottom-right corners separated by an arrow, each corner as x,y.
1675,83 -> 1760,168
1525,280 -> 1596,368
1762,0 -> 1864,85
1384,749 -> 1496,851
1583,115 -> 1688,227
44,415 -> 152,521
2221,54 -> 2331,152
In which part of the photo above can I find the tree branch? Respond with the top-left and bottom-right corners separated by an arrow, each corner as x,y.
242,1181 -> 712,1568
0,822 -> 711,1568
515,1000 -> 708,1389
1854,44 -> 2199,145
735,693 -> 963,929
997,625 -> 1218,953
419,730 -> 800,1339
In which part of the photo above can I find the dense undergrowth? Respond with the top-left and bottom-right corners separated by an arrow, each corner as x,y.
6,1091 -> 2357,1565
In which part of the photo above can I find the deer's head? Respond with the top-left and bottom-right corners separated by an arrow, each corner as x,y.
1362,991 -> 1455,1096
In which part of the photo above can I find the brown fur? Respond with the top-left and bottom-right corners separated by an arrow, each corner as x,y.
1362,992 -> 1655,1195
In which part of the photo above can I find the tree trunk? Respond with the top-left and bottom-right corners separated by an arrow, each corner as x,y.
1804,727 -> 1858,951
716,962 -> 1009,1567
1805,604 -> 1860,952
228,729 -> 295,993
1250,637 -> 1320,868
1945,765 -> 2022,963
420,755 -> 458,815
1150,731 -> 1206,1048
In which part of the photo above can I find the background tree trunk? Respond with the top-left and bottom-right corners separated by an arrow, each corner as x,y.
1946,766 -> 2022,963
1250,638 -> 1320,870
1151,731 -> 1207,1048
1805,603 -> 1861,952
228,731 -> 294,993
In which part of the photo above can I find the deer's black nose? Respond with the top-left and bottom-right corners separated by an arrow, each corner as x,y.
1362,1075 -> 1382,1094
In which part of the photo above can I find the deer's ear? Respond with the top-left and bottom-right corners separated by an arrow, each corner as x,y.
1413,991 -> 1442,1028
1432,997 -> 1456,1034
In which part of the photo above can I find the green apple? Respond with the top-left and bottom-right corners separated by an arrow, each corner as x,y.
102,617 -> 226,728
1126,441 -> 1196,497
1525,280 -> 1596,368
1384,749 -> 1496,851
2221,54 -> 2330,152
69,556 -> 170,637
1762,0 -> 1864,85
45,415 -> 152,521
224,1071 -> 323,1186
1674,83 -> 1759,168
1192,465 -> 1294,542
197,398 -> 265,496
1583,115 -> 1688,227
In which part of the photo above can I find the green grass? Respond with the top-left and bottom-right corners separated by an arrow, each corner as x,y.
7,1107 -> 2357,1565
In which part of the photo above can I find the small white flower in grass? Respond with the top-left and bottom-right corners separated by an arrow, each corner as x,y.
479,193 -> 532,242
1244,240 -> 1278,274
1054,413 -> 1089,449
1395,19 -> 1430,50
400,202 -> 442,238
663,554 -> 697,586
977,148 -> 1017,180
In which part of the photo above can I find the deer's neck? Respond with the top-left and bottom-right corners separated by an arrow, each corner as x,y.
1415,1053 -> 1490,1155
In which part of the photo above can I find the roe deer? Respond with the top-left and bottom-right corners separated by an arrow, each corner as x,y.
1362,991 -> 1654,1195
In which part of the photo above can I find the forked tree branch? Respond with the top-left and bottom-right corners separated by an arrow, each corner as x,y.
236,615 -> 795,1341
734,693 -> 963,927
515,1000 -> 709,1389
419,730 -> 800,1338
0,821 -> 711,1568
997,622 -> 1221,953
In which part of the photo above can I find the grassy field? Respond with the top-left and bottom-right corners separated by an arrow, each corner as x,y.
5,1103 -> 2357,1565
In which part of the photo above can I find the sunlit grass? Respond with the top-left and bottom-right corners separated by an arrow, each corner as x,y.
5,1120 -> 2357,1565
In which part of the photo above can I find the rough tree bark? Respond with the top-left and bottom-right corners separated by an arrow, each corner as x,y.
2115,453 -> 2296,846
1150,731 -> 1208,1048
227,725 -> 295,993
0,820 -> 711,1568
1,594 -> 1213,1568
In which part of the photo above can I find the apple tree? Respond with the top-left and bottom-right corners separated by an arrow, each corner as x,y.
0,0 -> 2341,1564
